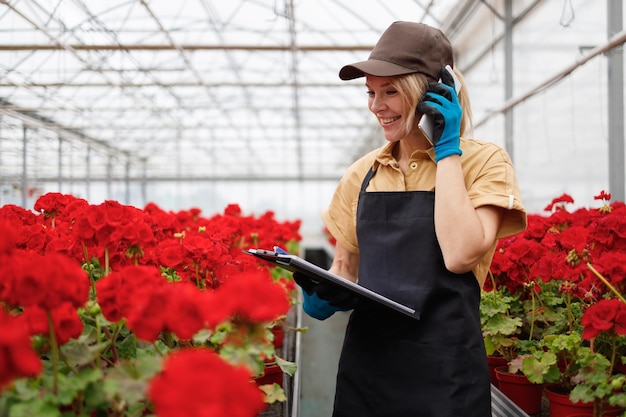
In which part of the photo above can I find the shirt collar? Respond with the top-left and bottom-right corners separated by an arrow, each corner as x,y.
374,141 -> 436,168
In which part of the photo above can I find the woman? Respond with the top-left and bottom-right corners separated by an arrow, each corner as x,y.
295,21 -> 527,417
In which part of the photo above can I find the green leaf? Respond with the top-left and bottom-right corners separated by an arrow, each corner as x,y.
544,332 -> 581,353
114,331 -> 138,360
8,397 -> 61,417
607,391 -> 626,408
83,381 -> 109,411
521,351 -> 560,384
259,384 -> 287,404
570,383 -> 595,404
275,356 -> 297,376
49,369 -> 104,407
102,356 -> 163,407
484,336 -> 497,356
60,336 -> 108,368
484,315 -> 523,336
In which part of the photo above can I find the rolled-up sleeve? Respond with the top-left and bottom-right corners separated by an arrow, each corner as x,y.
464,142 -> 527,239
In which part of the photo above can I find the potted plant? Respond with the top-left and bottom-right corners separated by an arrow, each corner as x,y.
521,294 -> 626,417
480,283 -> 523,386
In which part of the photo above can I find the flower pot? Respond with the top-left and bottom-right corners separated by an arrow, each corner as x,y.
487,355 -> 508,388
545,385 -> 622,417
494,366 -> 543,415
271,323 -> 285,349
615,362 -> 626,375
254,363 -> 284,388
546,386 -> 592,417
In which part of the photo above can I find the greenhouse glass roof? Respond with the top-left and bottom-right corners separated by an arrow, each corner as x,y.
1,1 -> 623,234
0,0 -> 465,182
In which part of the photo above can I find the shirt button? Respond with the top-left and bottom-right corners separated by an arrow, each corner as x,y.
410,162 -> 418,169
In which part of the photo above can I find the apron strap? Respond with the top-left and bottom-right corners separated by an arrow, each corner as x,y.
360,166 -> 376,192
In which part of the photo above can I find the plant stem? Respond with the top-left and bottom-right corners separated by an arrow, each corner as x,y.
587,263 -> 626,304
488,271 -> 497,303
152,341 -> 166,357
529,282 -> 536,340
609,335 -> 617,376
96,314 -> 102,369
566,292 -> 574,333
47,310 -> 60,395
108,322 -> 123,363
105,246 -> 110,275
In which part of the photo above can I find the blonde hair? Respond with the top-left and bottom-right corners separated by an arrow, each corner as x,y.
390,68 -> 473,138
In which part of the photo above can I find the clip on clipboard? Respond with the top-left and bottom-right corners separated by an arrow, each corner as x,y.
244,248 -> 417,320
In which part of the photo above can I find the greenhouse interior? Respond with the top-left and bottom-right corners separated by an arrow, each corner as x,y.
1,1 -> 626,417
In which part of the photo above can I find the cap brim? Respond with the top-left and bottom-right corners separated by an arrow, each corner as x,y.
339,59 -> 417,80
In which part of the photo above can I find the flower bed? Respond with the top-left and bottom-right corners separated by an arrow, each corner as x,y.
0,192 -> 302,417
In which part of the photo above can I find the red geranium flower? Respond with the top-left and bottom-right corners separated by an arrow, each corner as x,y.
594,190 -> 611,201
19,302 -> 84,344
224,203 -> 242,217
216,269 -> 291,323
0,309 -> 43,391
581,298 -> 626,339
96,265 -> 165,324
0,251 -> 89,311
544,193 -> 574,212
164,284 -> 216,340
0,218 -> 17,256
148,347 -> 265,417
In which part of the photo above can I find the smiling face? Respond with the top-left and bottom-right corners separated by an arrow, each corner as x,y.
366,76 -> 405,143
365,74 -> 426,146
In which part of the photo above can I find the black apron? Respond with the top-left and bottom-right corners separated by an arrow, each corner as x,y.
332,167 -> 491,417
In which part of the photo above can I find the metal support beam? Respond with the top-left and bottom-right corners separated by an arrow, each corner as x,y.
140,158 -> 147,207
21,126 -> 27,208
58,136 -> 63,192
608,0 -> 625,201
504,0 -> 514,162
475,29 -> 626,126
106,155 -> 113,199
0,44 -> 373,52
125,159 -> 130,205
86,145 -> 91,202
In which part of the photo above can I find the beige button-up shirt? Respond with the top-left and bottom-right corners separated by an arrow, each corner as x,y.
322,138 -> 527,287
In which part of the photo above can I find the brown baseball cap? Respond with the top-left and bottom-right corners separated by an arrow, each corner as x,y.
339,21 -> 454,81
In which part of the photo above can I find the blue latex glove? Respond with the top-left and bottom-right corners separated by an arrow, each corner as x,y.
301,291 -> 348,320
293,272 -> 357,320
417,68 -> 462,162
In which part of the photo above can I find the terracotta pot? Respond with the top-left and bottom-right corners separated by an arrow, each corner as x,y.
254,363 -> 283,388
494,366 -> 543,415
487,355 -> 508,388
614,362 -> 626,375
271,324 -> 285,349
546,386 -> 592,417
545,385 -> 622,417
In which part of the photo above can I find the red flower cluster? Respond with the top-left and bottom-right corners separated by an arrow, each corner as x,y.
0,218 -> 89,345
0,192 -> 302,412
489,192 -> 626,301
581,298 -> 626,339
149,347 -> 265,417
95,265 -> 290,342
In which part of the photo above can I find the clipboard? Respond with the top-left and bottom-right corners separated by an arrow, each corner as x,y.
244,248 -> 417,320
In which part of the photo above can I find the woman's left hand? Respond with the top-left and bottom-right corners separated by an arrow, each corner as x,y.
417,68 -> 462,162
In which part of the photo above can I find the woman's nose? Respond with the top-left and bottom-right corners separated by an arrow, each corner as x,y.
369,95 -> 385,112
